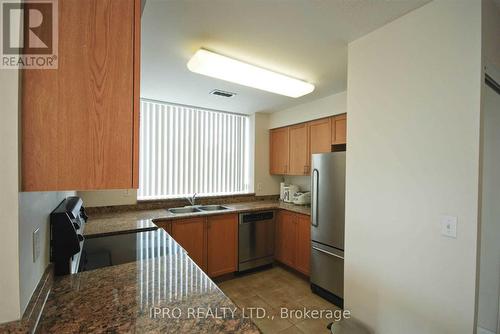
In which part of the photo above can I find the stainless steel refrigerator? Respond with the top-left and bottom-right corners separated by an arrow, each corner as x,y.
310,152 -> 346,308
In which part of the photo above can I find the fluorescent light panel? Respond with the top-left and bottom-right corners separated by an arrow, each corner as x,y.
187,49 -> 315,98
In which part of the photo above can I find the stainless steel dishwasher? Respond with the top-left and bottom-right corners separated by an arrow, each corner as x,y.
238,211 -> 275,272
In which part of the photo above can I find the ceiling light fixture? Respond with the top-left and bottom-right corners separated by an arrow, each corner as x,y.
187,49 -> 315,98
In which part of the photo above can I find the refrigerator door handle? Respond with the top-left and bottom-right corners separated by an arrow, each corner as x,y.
312,168 -> 319,227
312,246 -> 344,260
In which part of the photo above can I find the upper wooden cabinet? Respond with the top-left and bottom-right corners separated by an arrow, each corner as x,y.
270,114 -> 346,175
288,123 -> 309,175
270,127 -> 290,174
206,214 -> 238,277
21,0 -> 141,191
331,113 -> 347,145
309,118 -> 332,154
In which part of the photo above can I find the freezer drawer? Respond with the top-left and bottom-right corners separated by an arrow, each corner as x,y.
310,242 -> 344,299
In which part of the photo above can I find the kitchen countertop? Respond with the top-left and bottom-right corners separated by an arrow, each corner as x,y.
84,200 -> 310,238
36,229 -> 259,333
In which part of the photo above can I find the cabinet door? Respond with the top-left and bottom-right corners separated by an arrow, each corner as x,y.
22,0 -> 140,191
288,124 -> 309,175
156,221 -> 171,234
276,210 -> 297,267
309,118 -> 332,154
207,214 -> 238,277
295,214 -> 311,275
171,218 -> 206,271
331,114 -> 347,145
270,127 -> 290,174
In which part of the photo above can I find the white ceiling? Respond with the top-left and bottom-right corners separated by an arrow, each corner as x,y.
141,0 -> 429,114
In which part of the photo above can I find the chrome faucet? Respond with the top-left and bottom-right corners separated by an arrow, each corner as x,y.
186,193 -> 197,206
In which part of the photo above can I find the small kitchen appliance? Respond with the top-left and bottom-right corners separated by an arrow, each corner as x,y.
283,184 -> 299,203
292,191 -> 311,205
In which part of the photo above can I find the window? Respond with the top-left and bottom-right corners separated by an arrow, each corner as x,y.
138,100 -> 249,200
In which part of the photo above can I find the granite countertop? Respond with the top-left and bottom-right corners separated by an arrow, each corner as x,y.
37,229 -> 259,333
84,201 -> 310,238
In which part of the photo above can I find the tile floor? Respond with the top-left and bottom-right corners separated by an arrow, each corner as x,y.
217,266 -> 339,334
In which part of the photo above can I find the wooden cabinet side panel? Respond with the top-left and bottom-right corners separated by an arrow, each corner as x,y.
22,0 -> 135,190
22,68 -> 59,190
132,0 -> 141,188
275,211 -> 284,262
295,213 -> 311,275
207,214 -> 238,277
332,114 -> 347,145
171,218 -> 206,271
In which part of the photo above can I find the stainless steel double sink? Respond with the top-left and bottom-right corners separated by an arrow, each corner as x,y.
167,205 -> 230,215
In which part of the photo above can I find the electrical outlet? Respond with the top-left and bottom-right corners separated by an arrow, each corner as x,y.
257,183 -> 263,192
33,227 -> 41,262
441,215 -> 457,238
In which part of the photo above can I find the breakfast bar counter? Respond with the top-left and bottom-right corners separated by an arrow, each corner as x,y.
36,229 -> 260,333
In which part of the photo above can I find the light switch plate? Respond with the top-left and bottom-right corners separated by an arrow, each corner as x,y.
33,227 -> 40,262
441,215 -> 457,238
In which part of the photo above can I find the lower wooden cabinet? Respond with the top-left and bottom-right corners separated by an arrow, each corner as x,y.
275,210 -> 297,267
207,214 -> 238,277
156,221 -> 171,234
171,218 -> 206,271
295,214 -> 311,275
169,214 -> 238,278
167,210 -> 309,277
275,210 -> 311,276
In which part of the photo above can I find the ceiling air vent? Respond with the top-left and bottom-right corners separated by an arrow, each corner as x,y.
210,89 -> 236,98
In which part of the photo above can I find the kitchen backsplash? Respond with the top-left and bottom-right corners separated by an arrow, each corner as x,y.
85,193 -> 279,215
284,176 -> 311,192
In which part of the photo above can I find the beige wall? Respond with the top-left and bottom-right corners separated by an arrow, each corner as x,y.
268,91 -> 346,129
18,191 -> 75,313
345,1 -> 482,333
0,68 -> 21,323
478,2 -> 500,331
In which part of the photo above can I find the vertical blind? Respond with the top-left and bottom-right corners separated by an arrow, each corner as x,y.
138,100 -> 249,200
